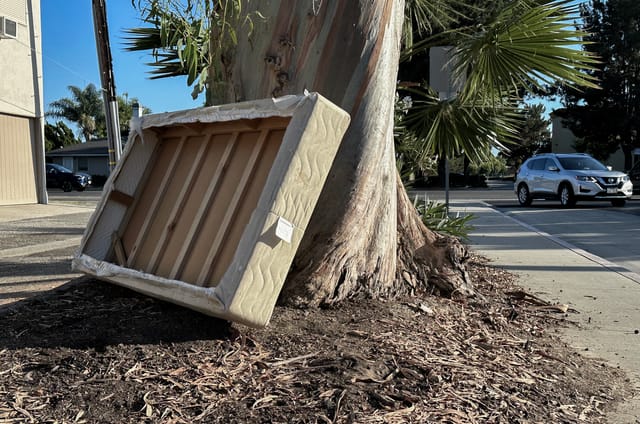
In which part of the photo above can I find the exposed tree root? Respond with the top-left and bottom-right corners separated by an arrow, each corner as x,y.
280,173 -> 473,308
395,173 -> 473,297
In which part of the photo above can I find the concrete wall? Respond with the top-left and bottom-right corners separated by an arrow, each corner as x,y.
85,156 -> 109,176
551,113 -> 626,171
0,0 -> 45,204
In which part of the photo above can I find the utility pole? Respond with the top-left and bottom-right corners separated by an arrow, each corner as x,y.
92,0 -> 121,171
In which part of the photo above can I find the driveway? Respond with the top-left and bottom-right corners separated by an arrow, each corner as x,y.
0,194 -> 97,306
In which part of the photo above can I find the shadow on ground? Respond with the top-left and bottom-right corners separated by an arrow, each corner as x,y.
0,278 -> 231,350
0,260 -> 77,278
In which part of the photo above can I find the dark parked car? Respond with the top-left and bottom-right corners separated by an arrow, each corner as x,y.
46,163 -> 92,192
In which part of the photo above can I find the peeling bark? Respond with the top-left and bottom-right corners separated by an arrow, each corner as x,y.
226,0 -> 472,307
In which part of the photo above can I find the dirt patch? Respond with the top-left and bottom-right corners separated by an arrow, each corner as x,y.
0,255 -> 631,423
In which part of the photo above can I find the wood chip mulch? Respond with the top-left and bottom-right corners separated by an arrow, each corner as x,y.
0,255 -> 631,423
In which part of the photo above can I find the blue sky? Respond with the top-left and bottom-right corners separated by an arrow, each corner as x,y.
42,1 -> 202,118
41,1 -> 576,125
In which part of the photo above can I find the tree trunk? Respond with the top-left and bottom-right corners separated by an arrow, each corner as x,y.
225,0 -> 471,307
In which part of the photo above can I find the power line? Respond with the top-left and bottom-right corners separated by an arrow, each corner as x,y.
11,35 -> 100,90
0,97 -> 38,115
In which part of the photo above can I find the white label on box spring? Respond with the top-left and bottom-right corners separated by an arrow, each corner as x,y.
275,216 -> 294,243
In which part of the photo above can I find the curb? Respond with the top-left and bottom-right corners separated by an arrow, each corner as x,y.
477,200 -> 640,287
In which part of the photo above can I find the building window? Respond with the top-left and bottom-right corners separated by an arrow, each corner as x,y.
77,157 -> 88,172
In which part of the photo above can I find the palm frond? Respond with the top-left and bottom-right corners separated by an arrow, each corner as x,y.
401,86 -> 521,161
122,26 -> 163,52
453,0 -> 600,101
124,2 -> 211,86
403,0 -> 475,48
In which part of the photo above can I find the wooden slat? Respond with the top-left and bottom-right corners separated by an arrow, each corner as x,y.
236,118 -> 263,129
161,117 -> 289,138
111,233 -> 127,266
126,137 -> 187,267
169,132 -> 240,280
146,136 -> 212,273
109,190 -> 135,207
196,129 -> 269,286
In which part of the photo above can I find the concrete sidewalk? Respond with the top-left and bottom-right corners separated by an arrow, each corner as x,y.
451,200 -> 640,423
0,203 -> 94,306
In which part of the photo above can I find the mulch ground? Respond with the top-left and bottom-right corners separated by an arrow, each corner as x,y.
0,255 -> 631,423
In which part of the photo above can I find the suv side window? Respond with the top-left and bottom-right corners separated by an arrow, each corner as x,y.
544,158 -> 558,171
529,158 -> 546,171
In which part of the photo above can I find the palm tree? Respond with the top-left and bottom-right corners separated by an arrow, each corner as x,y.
399,0 -> 598,168
47,84 -> 106,142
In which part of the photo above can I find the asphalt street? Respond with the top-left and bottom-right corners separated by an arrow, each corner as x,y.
414,181 -> 640,279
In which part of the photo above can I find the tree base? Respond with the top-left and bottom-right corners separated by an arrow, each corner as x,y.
280,173 -> 473,308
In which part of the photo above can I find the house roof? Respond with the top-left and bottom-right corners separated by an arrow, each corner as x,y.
549,108 -> 568,118
46,139 -> 110,157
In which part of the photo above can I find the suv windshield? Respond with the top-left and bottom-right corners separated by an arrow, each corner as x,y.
48,163 -> 73,173
557,156 -> 608,171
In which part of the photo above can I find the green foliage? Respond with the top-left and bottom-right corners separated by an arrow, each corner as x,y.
414,197 -> 475,241
401,86 -> 520,163
117,94 -> 152,140
395,93 -> 439,182
46,85 -> 149,142
559,0 -> 640,170
402,0 -> 476,49
47,84 -> 106,142
126,0 -> 212,98
468,153 -> 508,176
126,0 -> 261,104
44,121 -> 79,152
397,0 -> 598,176
501,103 -> 551,167
451,0 -> 599,101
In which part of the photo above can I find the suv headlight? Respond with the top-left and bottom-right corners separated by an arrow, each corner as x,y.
575,175 -> 596,182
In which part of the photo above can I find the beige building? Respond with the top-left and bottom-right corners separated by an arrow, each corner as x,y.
551,109 -> 634,172
0,0 -> 46,205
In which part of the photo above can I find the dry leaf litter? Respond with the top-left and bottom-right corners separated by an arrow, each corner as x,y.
0,255 -> 631,423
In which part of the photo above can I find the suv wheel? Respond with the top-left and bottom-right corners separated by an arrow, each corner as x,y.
611,199 -> 626,207
517,184 -> 532,206
559,184 -> 576,207
61,181 -> 73,192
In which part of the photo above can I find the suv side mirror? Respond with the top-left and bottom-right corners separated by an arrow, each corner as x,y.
548,166 -> 559,172
607,165 -> 613,171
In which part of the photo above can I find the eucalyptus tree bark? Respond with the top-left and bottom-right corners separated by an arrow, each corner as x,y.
223,0 -> 471,306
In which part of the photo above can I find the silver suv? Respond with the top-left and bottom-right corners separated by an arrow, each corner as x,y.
514,153 -> 633,207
